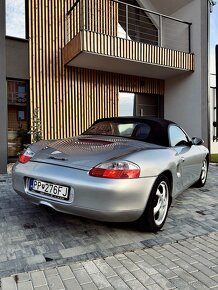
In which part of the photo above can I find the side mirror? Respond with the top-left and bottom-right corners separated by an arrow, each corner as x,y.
192,137 -> 204,146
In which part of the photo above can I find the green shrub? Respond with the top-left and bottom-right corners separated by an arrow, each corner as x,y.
28,108 -> 42,143
210,154 -> 218,163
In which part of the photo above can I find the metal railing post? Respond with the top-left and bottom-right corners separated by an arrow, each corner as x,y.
85,0 -> 88,30
158,15 -> 163,47
188,23 -> 191,53
65,15 -> 68,44
126,4 -> 128,39
80,0 -> 83,31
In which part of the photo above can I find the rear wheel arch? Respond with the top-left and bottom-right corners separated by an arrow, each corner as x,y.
160,170 -> 173,204
193,155 -> 209,188
206,154 -> 209,165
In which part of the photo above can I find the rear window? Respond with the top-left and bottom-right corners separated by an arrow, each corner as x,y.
84,121 -> 151,141
117,124 -> 135,137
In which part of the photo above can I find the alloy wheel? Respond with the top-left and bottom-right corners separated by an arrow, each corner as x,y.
201,160 -> 207,184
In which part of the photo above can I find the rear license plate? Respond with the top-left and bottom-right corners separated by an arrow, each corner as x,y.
29,179 -> 69,200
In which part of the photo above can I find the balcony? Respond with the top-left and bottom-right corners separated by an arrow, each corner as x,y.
63,0 -> 194,79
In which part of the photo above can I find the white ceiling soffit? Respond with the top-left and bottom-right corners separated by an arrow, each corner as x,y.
139,0 -> 193,16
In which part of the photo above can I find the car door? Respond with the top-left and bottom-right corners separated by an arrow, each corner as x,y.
169,125 -> 203,188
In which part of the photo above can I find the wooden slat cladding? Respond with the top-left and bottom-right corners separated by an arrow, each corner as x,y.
63,33 -> 82,65
88,0 -> 118,36
66,0 -> 118,43
119,75 -> 164,95
29,0 -> 164,141
82,31 -> 194,71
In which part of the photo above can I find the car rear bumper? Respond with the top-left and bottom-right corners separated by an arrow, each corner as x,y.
12,161 -> 157,222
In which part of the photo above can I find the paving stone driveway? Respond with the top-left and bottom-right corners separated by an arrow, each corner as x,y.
3,232 -> 218,290
0,165 -> 218,279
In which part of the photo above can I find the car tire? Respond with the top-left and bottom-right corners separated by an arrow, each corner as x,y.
137,174 -> 170,232
194,158 -> 208,188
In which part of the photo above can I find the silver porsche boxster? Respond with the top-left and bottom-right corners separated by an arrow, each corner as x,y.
12,117 -> 209,232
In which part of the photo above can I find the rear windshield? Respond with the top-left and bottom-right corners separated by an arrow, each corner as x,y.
83,121 -> 151,141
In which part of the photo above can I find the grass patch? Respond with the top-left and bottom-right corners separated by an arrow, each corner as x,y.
210,154 -> 218,163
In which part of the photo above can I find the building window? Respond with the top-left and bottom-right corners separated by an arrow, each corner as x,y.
6,0 -> 26,39
7,80 -> 30,157
119,92 -> 135,116
8,80 -> 28,105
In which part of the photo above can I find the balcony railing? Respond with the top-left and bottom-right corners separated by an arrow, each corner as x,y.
65,0 -> 192,53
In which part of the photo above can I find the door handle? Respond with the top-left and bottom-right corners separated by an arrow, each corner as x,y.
181,157 -> 185,162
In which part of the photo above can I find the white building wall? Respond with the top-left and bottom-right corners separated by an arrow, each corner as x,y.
164,0 -> 209,146
138,0 -> 209,145
6,38 -> 29,80
161,18 -> 190,52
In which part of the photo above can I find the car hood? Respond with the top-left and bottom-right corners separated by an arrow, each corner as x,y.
30,135 -> 163,170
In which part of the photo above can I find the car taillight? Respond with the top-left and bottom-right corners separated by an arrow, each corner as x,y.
89,161 -> 140,179
18,148 -> 35,164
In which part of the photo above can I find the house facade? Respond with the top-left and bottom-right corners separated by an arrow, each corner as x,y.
0,0 -> 214,173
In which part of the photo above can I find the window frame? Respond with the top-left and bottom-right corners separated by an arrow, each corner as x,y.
168,124 -> 191,147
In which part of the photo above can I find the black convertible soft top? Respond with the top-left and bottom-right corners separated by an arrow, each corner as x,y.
93,117 -> 176,147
